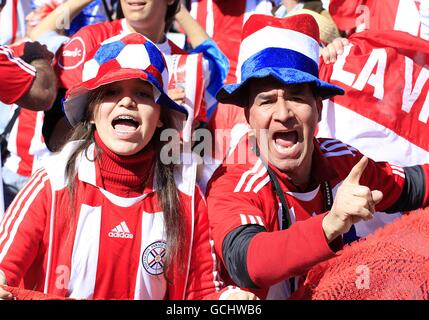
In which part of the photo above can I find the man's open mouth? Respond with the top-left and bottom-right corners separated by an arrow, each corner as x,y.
273,130 -> 298,153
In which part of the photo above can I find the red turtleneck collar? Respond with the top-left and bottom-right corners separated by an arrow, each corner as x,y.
94,131 -> 156,197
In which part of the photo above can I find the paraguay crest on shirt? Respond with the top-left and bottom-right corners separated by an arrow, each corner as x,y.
142,240 -> 167,275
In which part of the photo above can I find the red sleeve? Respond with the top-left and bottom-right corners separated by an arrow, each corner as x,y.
0,169 -> 51,286
363,159 -> 405,212
334,150 -> 406,212
206,166 -> 268,265
320,144 -> 406,212
247,213 -> 341,288
185,187 -> 255,299
184,187 -> 224,300
0,46 -> 35,104
207,166 -> 340,288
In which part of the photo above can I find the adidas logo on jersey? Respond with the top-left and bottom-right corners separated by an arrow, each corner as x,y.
108,221 -> 134,239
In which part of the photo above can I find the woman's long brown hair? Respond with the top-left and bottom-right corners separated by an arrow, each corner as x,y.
63,86 -> 185,277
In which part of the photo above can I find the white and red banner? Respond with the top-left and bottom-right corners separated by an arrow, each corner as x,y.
329,0 -> 429,40
319,30 -> 429,166
318,30 -> 429,237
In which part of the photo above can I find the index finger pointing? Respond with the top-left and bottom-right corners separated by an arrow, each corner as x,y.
344,156 -> 368,185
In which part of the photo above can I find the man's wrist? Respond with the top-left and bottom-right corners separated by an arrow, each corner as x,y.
322,214 -> 340,243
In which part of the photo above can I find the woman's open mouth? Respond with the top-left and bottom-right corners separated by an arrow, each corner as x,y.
112,115 -> 140,135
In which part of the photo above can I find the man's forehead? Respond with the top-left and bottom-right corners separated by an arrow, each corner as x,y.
250,78 -> 312,94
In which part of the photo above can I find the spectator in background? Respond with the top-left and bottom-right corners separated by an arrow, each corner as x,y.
0,0 -> 31,45
275,0 -> 340,46
1,0 -> 81,212
29,0 -> 110,44
0,0 -> 56,217
276,0 -> 329,15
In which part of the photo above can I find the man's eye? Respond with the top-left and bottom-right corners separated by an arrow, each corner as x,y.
289,96 -> 304,102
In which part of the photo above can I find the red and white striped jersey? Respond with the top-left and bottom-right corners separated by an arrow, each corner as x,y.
0,45 -> 35,105
56,19 -> 213,133
0,0 -> 31,45
190,0 -> 278,83
0,141 -> 229,299
4,106 -> 49,177
206,134 -> 409,299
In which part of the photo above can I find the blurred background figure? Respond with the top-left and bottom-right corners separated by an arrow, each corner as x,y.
66,0 -> 117,36
328,0 -> 429,39
0,0 -> 110,213
0,0 -> 31,45
0,39 -> 56,216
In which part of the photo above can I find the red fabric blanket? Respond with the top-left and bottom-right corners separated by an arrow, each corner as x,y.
292,208 -> 429,300
1,285 -> 69,300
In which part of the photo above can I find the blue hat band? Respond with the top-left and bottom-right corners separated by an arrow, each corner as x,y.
241,47 -> 319,82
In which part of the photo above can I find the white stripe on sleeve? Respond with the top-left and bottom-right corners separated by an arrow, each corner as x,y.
0,169 -> 46,249
0,174 -> 49,264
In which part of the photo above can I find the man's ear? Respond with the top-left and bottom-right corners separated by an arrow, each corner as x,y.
157,119 -> 164,128
316,98 -> 323,122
